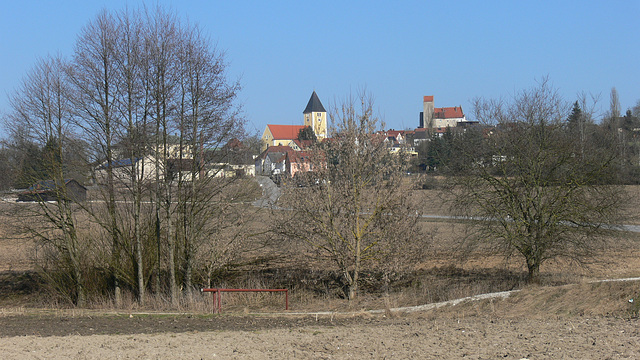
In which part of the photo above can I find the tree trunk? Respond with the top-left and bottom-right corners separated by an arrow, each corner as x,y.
106,143 -> 122,308
347,277 -> 358,301
167,201 -> 177,306
72,251 -> 86,307
134,182 -> 145,305
63,203 -> 85,307
344,268 -> 359,301
154,211 -> 161,294
526,258 -> 541,284
163,130 -> 178,307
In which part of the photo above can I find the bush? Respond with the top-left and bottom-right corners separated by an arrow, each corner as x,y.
419,175 -> 440,190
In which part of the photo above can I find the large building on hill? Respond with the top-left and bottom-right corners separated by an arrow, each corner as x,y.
419,95 -> 472,129
261,91 -> 327,151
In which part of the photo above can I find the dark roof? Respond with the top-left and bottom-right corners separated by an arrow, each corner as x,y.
25,179 -> 86,193
97,158 -> 141,170
257,145 -> 294,160
267,152 -> 286,163
303,91 -> 326,114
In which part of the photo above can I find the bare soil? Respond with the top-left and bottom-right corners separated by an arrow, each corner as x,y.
0,316 -> 639,359
1,280 -> 640,359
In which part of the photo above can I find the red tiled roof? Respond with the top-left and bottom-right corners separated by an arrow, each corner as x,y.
377,129 -> 411,137
434,106 -> 464,119
223,138 -> 244,149
371,133 -> 387,144
424,96 -> 434,102
267,124 -> 306,140
291,139 -> 314,150
258,145 -> 294,160
287,151 -> 312,163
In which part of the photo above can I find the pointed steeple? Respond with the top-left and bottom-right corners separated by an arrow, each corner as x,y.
303,91 -> 326,114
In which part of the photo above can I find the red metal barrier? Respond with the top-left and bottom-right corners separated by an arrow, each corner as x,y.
200,288 -> 289,313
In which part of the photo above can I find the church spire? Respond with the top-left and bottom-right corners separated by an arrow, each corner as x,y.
303,91 -> 326,114
303,91 -> 327,139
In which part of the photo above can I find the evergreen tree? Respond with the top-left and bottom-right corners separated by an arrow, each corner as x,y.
298,125 -> 317,142
14,142 -> 44,188
567,101 -> 583,132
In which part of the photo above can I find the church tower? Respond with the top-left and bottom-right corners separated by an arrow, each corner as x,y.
303,91 -> 327,139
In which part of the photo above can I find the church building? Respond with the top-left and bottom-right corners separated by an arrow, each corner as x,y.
261,91 -> 327,151
419,95 -> 467,129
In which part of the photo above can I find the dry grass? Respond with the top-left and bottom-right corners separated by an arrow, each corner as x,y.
622,185 -> 640,224
426,279 -> 640,320
0,184 -> 639,313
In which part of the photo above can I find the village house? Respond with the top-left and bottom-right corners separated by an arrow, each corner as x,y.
254,145 -> 292,176
95,136 -> 259,185
207,163 -> 255,178
376,129 -> 418,156
94,155 -> 157,185
285,150 -> 313,179
18,179 -> 87,202
207,138 -> 256,178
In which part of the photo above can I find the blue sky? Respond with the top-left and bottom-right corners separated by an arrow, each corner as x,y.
1,1 -> 639,137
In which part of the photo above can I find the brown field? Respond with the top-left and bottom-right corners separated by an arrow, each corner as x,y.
0,184 -> 639,358
1,281 -> 640,359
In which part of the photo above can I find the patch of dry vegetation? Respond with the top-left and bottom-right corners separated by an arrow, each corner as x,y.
1,184 -> 639,314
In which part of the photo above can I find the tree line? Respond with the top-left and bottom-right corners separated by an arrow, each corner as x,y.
1,6 -> 253,307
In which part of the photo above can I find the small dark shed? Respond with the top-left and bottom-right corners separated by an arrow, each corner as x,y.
18,179 -> 87,202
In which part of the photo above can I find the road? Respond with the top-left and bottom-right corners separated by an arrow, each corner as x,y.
252,176 -> 280,208
249,177 -> 640,233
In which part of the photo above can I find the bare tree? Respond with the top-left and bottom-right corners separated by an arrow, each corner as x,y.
4,5 -> 246,308
68,9 -> 126,306
171,22 -> 244,296
275,92 -> 422,300
610,87 -> 621,122
111,7 -> 149,305
5,55 -> 87,305
138,5 -> 180,305
453,79 -> 625,282
632,99 -> 640,119
568,92 -> 600,160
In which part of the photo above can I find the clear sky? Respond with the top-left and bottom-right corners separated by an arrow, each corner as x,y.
1,1 -> 639,136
